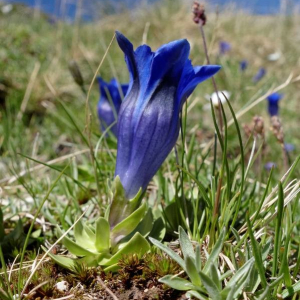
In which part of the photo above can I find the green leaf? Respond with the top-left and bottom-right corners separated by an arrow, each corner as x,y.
103,263 -> 119,273
185,256 -> 201,286
198,270 -> 222,300
83,224 -> 96,242
128,208 -> 153,238
246,215 -> 268,289
74,221 -> 95,249
159,275 -> 194,291
175,166 -> 211,209
230,227 -> 240,243
31,229 -> 41,239
103,232 -> 150,267
56,226 -> 96,256
110,203 -> 147,246
78,252 -> 111,268
195,244 -> 202,272
210,264 -> 221,291
261,238 -> 272,261
179,226 -> 195,260
255,286 -> 270,300
95,217 -> 110,251
225,285 -> 235,300
221,267 -> 252,299
108,176 -> 127,228
109,176 -> 143,228
149,237 -> 185,270
279,227 -> 293,288
186,290 -> 209,300
11,218 -> 24,240
203,227 -> 226,274
149,216 -> 166,241
227,258 -> 254,288
272,181 -> 284,276
42,245 -> 76,270
281,280 -> 300,298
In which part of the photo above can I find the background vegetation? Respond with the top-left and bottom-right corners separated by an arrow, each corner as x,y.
0,1 -> 299,299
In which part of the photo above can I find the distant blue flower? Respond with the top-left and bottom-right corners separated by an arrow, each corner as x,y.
264,162 -> 276,171
115,31 -> 221,199
240,60 -> 248,71
253,68 -> 266,82
219,41 -> 231,55
266,92 -> 283,116
97,77 -> 128,136
284,143 -> 295,152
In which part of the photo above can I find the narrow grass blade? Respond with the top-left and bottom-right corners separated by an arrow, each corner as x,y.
281,281 -> 300,299
203,227 -> 225,274
272,181 -> 284,276
246,215 -> 268,289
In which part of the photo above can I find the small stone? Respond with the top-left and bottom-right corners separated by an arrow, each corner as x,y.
55,281 -> 69,292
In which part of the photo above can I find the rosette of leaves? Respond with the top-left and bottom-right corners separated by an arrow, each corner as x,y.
46,177 -> 165,272
150,227 -> 272,300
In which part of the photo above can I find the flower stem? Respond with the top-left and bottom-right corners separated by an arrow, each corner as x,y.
198,22 -> 223,132
198,20 -> 224,245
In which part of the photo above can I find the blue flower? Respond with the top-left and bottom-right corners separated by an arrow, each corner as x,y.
239,60 -> 248,71
253,68 -> 266,82
219,41 -> 231,55
284,143 -> 294,152
114,31 -> 221,199
97,77 -> 129,136
266,92 -> 283,116
264,162 -> 276,171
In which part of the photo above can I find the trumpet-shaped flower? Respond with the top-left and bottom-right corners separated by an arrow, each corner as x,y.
266,92 -> 283,116
115,31 -> 221,199
97,77 -> 128,136
264,162 -> 276,171
284,143 -> 295,153
239,60 -> 248,71
219,41 -> 231,55
253,68 -> 266,82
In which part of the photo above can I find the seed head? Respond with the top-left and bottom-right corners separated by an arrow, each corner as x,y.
68,60 -> 84,87
192,1 -> 206,25
252,115 -> 264,137
270,116 -> 284,145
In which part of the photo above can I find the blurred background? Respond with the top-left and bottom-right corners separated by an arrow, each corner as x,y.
1,0 -> 300,22
1,0 -> 300,182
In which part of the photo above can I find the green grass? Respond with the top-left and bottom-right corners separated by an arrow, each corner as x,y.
0,1 -> 300,299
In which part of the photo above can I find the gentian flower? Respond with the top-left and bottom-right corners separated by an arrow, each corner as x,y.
253,68 -> 266,82
284,143 -> 295,152
239,60 -> 248,71
219,41 -> 231,55
266,92 -> 283,116
264,162 -> 276,171
97,77 -> 128,136
115,31 -> 221,199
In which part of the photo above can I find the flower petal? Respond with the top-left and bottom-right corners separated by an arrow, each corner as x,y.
177,62 -> 221,107
115,31 -> 137,81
